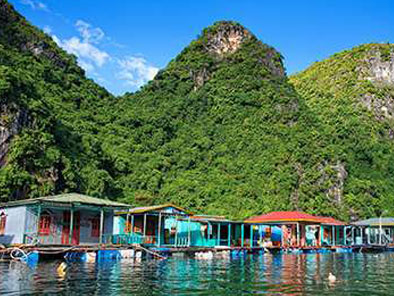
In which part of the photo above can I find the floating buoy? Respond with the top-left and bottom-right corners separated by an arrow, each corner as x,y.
328,272 -> 336,283
57,262 -> 67,277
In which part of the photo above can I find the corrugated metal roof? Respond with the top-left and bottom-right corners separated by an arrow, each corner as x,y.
0,193 -> 129,208
353,217 -> 394,226
245,211 -> 347,225
190,215 -> 231,222
125,204 -> 192,215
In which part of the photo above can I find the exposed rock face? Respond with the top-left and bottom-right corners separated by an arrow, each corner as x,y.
190,68 -> 210,90
203,22 -> 251,56
317,161 -> 348,205
364,49 -> 394,85
360,93 -> 394,121
0,106 -> 28,167
359,49 -> 394,132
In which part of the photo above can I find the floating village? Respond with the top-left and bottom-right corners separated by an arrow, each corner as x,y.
0,193 -> 393,265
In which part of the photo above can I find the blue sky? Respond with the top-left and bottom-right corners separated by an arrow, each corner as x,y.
10,0 -> 394,95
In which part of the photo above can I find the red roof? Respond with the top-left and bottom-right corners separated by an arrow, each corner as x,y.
245,211 -> 347,225
314,216 -> 347,226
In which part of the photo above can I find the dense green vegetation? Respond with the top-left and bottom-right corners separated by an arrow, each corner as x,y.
290,44 -> 394,220
0,0 -> 117,200
1,0 -> 394,220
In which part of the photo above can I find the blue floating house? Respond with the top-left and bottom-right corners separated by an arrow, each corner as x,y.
0,193 -> 129,246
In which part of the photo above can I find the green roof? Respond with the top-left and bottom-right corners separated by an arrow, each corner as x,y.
0,193 -> 130,208
116,204 -> 191,215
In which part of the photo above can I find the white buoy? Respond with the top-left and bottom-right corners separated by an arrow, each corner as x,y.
328,272 -> 336,283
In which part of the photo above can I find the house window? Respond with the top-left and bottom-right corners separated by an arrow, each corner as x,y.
38,214 -> 51,235
91,218 -> 100,237
0,213 -> 6,235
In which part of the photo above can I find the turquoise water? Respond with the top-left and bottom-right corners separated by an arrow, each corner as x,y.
1,252 -> 394,295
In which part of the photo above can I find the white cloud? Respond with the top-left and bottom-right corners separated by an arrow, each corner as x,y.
56,36 -> 109,67
43,25 -> 52,34
20,0 -> 49,11
50,20 -> 110,73
75,20 -> 105,44
117,56 -> 159,88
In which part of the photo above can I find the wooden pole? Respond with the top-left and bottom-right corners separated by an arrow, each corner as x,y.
241,224 -> 244,248
99,207 -> 104,244
157,212 -> 162,247
218,223 -> 221,246
250,225 -> 253,248
228,223 -> 231,247
331,226 -> 335,246
131,215 -> 134,234
320,225 -> 324,246
360,226 -> 363,244
143,214 -> 147,239
188,216 -> 191,247
174,217 -> 178,247
69,207 -> 74,245
296,223 -> 300,246
36,203 -> 41,238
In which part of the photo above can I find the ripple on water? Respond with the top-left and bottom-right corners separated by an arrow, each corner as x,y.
1,253 -> 394,295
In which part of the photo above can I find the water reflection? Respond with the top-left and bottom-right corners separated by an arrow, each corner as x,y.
1,253 -> 394,295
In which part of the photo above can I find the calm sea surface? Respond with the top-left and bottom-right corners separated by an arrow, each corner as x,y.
1,252 -> 394,295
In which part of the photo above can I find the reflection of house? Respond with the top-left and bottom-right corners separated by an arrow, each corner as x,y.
245,211 -> 348,247
353,218 -> 394,245
0,193 -> 128,246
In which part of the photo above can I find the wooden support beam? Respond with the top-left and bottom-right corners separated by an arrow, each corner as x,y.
241,224 -> 244,248
188,217 -> 191,247
296,223 -> 300,246
99,207 -> 104,244
360,227 -> 363,244
131,215 -> 134,234
143,214 -> 147,238
36,204 -> 42,238
218,223 -> 221,246
228,223 -> 231,247
331,226 -> 335,246
320,225 -> 324,246
174,216 -> 178,247
250,225 -> 253,248
69,207 -> 74,245
157,212 -> 162,247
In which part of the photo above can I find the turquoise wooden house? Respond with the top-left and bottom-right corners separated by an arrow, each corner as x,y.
111,205 -> 256,248
0,193 -> 129,246
110,204 -> 193,247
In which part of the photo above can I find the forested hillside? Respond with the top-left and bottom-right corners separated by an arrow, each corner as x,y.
1,0 -> 394,220
0,0 -> 118,199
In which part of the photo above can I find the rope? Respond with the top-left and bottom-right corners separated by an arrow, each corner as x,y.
138,246 -> 166,260
9,247 -> 28,261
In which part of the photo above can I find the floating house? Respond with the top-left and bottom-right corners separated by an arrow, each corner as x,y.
111,204 -> 193,247
245,211 -> 348,248
112,205 -> 254,248
353,218 -> 394,245
0,193 -> 129,246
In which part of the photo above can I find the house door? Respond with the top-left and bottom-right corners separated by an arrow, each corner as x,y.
61,211 -> 80,245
